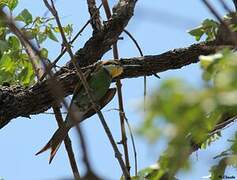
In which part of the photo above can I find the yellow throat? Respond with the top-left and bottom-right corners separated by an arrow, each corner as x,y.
103,61 -> 123,78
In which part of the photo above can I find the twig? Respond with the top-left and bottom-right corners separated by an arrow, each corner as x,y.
201,0 -> 237,45
43,0 -> 97,177
209,116 -> 237,136
233,0 -> 237,11
122,29 -> 142,176
107,108 -> 138,176
218,0 -> 232,13
102,1 -> 131,178
6,11 -> 80,177
0,42 -> 221,129
39,4 -> 103,81
74,125 -> 99,178
123,114 -> 137,176
116,76 -> 131,177
43,0 -> 129,178
52,105 -> 80,179
0,9 -> 81,178
123,29 -> 147,112
202,0 -> 227,23
123,29 -> 143,57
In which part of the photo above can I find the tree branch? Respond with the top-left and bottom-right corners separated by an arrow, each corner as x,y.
233,0 -> 237,11
0,42 -> 220,129
70,0 -> 137,67
102,0 -> 131,176
52,105 -> 80,179
87,0 -> 102,33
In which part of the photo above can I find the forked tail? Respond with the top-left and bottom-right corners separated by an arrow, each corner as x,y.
36,88 -> 117,164
35,125 -> 70,163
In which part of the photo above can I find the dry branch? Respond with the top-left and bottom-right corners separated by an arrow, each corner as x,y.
87,0 -> 102,32
71,0 -> 137,67
0,42 -> 220,129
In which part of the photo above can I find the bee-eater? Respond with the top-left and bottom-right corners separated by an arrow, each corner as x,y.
36,60 -> 123,163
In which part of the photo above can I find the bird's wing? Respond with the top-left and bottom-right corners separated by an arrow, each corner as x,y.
79,88 -> 117,122
71,62 -> 102,100
71,69 -> 92,99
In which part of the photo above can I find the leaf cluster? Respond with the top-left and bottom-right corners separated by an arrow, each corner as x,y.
136,48 -> 237,179
0,1 -> 73,86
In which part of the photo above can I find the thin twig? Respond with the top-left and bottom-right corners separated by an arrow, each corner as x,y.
1,42 -> 219,128
233,0 -> 237,11
201,0 -> 237,45
202,0 -> 227,23
52,105 -> 80,179
123,29 -> 143,57
122,29 -> 142,176
102,1 -> 131,178
0,9 -> 81,179
43,0 -> 97,176
74,125 -> 99,178
107,108 -> 138,176
123,29 -> 147,112
209,116 -> 237,136
218,0 -> 232,13
123,114 -> 137,176
39,4 -> 103,81
44,0 -> 129,178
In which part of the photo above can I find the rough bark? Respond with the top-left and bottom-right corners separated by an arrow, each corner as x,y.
71,0 -> 137,68
0,42 -> 221,129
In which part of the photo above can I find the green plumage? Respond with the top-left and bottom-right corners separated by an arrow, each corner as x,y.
36,61 -> 123,163
67,66 -> 112,126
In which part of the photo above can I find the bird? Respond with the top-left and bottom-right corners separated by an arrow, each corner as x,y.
36,60 -> 124,163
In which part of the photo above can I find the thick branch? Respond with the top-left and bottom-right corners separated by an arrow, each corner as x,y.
87,0 -> 102,32
0,42 -> 220,129
118,42 -> 218,79
70,0 -> 137,67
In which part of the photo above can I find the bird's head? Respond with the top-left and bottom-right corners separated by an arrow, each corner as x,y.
102,60 -> 123,78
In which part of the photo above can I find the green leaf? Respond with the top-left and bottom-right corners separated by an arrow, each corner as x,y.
201,132 -> 221,149
15,9 -> 33,25
188,27 -> 204,41
202,19 -> 219,41
188,18 -> 219,42
53,26 -> 60,33
199,53 -> 223,70
46,27 -> 58,42
0,52 -> 35,86
0,54 -> 16,84
0,54 -> 15,72
40,48 -> 48,58
0,40 -> 9,53
0,27 -> 6,40
17,60 -> 35,86
62,24 -> 73,37
0,0 -> 18,10
37,32 -> 47,44
53,24 -> 73,39
8,36 -> 20,50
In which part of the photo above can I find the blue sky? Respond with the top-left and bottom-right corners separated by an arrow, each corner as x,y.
0,1 -> 236,180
